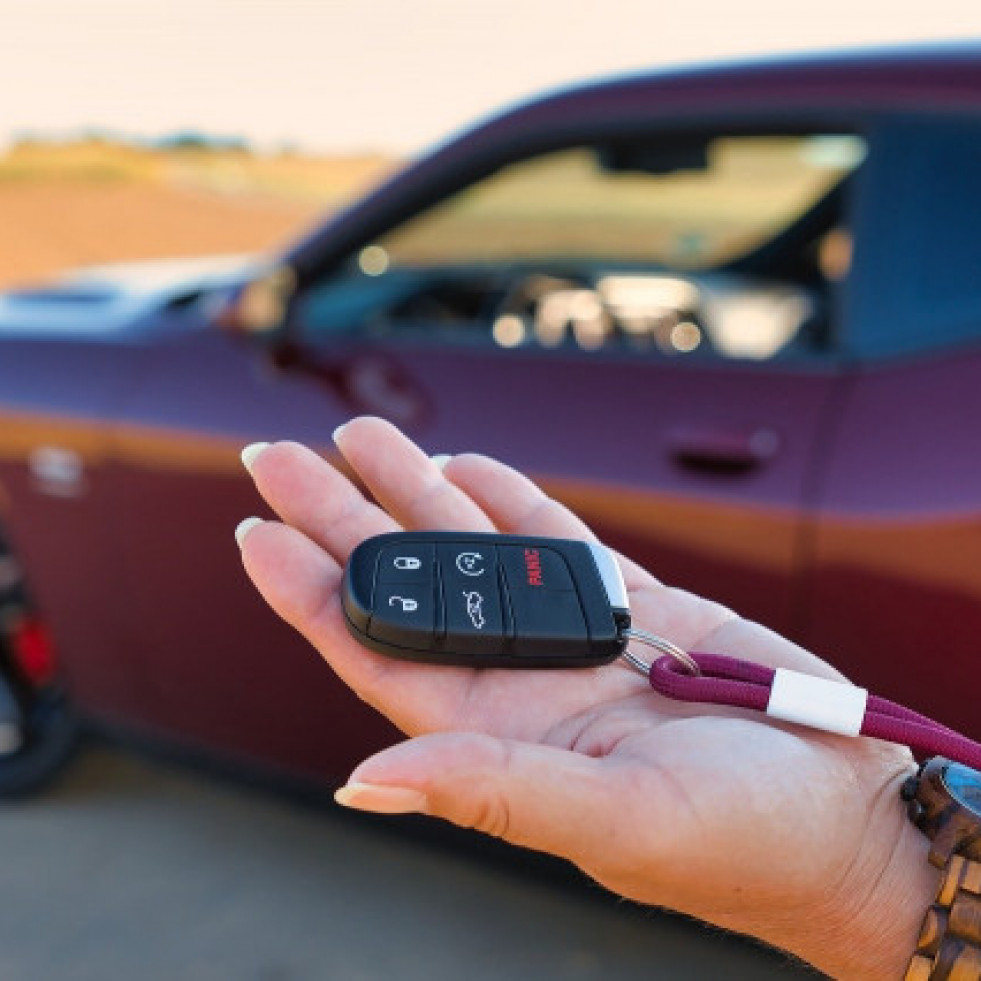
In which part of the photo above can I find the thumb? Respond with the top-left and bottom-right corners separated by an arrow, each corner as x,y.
335,731 -> 621,867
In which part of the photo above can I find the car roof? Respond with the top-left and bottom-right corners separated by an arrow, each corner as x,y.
284,43 -> 981,283
436,41 -> 981,151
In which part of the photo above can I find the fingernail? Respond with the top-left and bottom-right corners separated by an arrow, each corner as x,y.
241,442 -> 270,473
332,422 -> 350,446
334,782 -> 428,815
430,454 -> 452,470
235,516 -> 263,548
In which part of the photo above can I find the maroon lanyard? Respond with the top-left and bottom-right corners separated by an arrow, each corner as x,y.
647,652 -> 981,771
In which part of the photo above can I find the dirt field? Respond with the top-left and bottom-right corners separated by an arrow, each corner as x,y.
0,141 -> 395,289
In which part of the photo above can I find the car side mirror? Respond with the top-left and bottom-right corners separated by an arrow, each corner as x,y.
213,264 -> 298,336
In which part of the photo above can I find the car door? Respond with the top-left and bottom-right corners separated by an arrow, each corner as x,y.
290,135 -> 865,636
107,129 -> 863,782
103,316 -> 402,780
805,115 -> 981,741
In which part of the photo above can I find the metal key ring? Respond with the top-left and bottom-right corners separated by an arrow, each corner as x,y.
620,627 -> 701,678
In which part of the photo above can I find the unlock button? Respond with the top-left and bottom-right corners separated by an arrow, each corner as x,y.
369,584 -> 435,649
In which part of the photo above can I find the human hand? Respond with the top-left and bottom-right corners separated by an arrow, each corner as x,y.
237,417 -> 936,979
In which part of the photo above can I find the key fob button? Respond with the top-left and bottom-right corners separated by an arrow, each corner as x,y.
438,544 -> 504,654
377,544 -> 434,584
444,582 -> 505,654
369,584 -> 436,649
500,545 -> 575,592
437,544 -> 497,582
508,589 -> 587,657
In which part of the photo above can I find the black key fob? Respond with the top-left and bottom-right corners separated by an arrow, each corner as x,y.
341,531 -> 630,668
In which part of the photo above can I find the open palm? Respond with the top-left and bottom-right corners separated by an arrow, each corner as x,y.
238,417 -> 925,980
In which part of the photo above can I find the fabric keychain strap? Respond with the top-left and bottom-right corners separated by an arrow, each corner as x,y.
649,652 -> 981,770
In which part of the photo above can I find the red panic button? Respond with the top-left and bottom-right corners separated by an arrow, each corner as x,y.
524,549 -> 542,586
500,546 -> 575,592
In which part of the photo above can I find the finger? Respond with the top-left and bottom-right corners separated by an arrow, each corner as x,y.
238,518 -> 649,742
693,612 -> 848,681
435,454 -> 730,665
334,417 -> 497,532
247,440 -> 397,562
237,518 -> 341,635
437,454 -> 840,677
237,519 -> 640,740
237,518 -> 480,734
335,732 -> 654,872
441,453 -> 658,592
622,582 -> 841,678
441,453 -> 597,540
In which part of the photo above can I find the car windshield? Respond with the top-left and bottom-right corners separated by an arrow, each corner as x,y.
366,134 -> 866,272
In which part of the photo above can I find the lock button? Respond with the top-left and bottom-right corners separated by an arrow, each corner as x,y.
377,544 -> 434,584
369,583 -> 436,649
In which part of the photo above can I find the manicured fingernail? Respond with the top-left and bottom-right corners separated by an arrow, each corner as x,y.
332,422 -> 350,445
334,782 -> 428,815
430,454 -> 452,470
241,442 -> 270,473
235,516 -> 263,548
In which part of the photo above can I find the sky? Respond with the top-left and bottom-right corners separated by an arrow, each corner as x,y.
3,0 -> 981,154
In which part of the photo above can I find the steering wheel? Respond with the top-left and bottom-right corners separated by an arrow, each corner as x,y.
494,270 -> 713,355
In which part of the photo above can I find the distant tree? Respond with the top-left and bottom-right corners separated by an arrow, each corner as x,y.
154,131 -> 251,153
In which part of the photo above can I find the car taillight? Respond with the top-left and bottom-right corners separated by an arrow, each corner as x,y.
9,617 -> 56,686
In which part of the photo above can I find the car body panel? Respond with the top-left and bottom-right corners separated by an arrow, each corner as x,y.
806,349 -> 981,739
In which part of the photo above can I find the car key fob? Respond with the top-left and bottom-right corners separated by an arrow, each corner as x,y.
341,531 -> 630,667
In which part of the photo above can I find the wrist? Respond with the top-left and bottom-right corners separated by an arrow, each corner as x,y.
792,771 -> 939,980
831,815 -> 937,979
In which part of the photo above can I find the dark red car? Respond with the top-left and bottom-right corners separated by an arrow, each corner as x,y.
2,44 -> 980,793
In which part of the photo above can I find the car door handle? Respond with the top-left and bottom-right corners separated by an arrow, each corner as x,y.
668,425 -> 780,473
272,344 -> 427,426
341,355 -> 426,424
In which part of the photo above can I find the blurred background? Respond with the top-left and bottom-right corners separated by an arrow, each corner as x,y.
2,3 -> 980,979
3,0 -> 980,290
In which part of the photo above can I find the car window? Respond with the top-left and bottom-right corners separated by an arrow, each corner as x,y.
297,132 -> 866,362
844,116 -> 981,360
